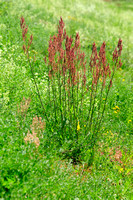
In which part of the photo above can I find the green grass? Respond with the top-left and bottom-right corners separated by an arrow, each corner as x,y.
0,0 -> 133,199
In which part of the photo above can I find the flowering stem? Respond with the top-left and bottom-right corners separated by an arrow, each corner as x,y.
58,67 -> 64,140
94,77 -> 105,132
85,83 -> 94,134
68,76 -> 71,139
76,82 -> 79,140
48,65 -> 51,105
63,72 -> 67,135
52,76 -> 57,124
28,56 -> 49,122
95,71 -> 115,135
72,84 -> 76,135
88,72 -> 101,132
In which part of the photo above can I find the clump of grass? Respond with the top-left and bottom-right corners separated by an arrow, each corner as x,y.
20,16 -> 122,166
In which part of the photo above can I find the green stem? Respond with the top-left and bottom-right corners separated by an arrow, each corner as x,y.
85,83 -> 94,134
48,65 -> 51,106
52,76 -> 57,124
28,55 -> 49,122
63,73 -> 67,136
93,77 -> 105,132
76,81 -> 79,142
58,67 -> 64,140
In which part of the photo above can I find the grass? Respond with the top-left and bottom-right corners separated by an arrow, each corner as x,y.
0,0 -> 133,199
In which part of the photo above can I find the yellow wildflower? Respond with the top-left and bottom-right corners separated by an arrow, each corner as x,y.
119,168 -> 124,173
111,132 -> 114,137
77,121 -> 80,131
122,79 -> 125,82
68,16 -> 76,21
128,120 -> 132,123
100,78 -> 102,82
115,106 -> 119,110
113,106 -> 120,113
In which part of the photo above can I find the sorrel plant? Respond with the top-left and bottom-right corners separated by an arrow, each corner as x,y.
20,17 -> 122,165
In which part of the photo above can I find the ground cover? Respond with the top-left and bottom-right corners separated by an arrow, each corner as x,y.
0,0 -> 132,199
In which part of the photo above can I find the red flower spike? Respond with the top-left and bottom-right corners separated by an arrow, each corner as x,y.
49,70 -> 53,79
113,47 -> 118,62
20,16 -> 25,28
118,59 -> 122,68
23,44 -> 26,53
99,42 -> 106,68
109,79 -> 112,88
90,42 -> 98,71
48,37 -> 56,65
118,39 -> 122,57
74,32 -> 80,49
83,73 -> 86,86
63,29 -> 66,39
44,56 -> 47,64
30,35 -> 33,43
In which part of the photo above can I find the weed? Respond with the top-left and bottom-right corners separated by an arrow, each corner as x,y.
20,17 -> 122,166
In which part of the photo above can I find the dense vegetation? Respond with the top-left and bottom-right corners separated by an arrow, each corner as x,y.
0,0 -> 132,199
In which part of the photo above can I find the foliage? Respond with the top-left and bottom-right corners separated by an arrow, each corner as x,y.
0,0 -> 132,199
20,16 -> 123,166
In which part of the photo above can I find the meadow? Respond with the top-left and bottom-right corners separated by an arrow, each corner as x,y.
0,0 -> 133,199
